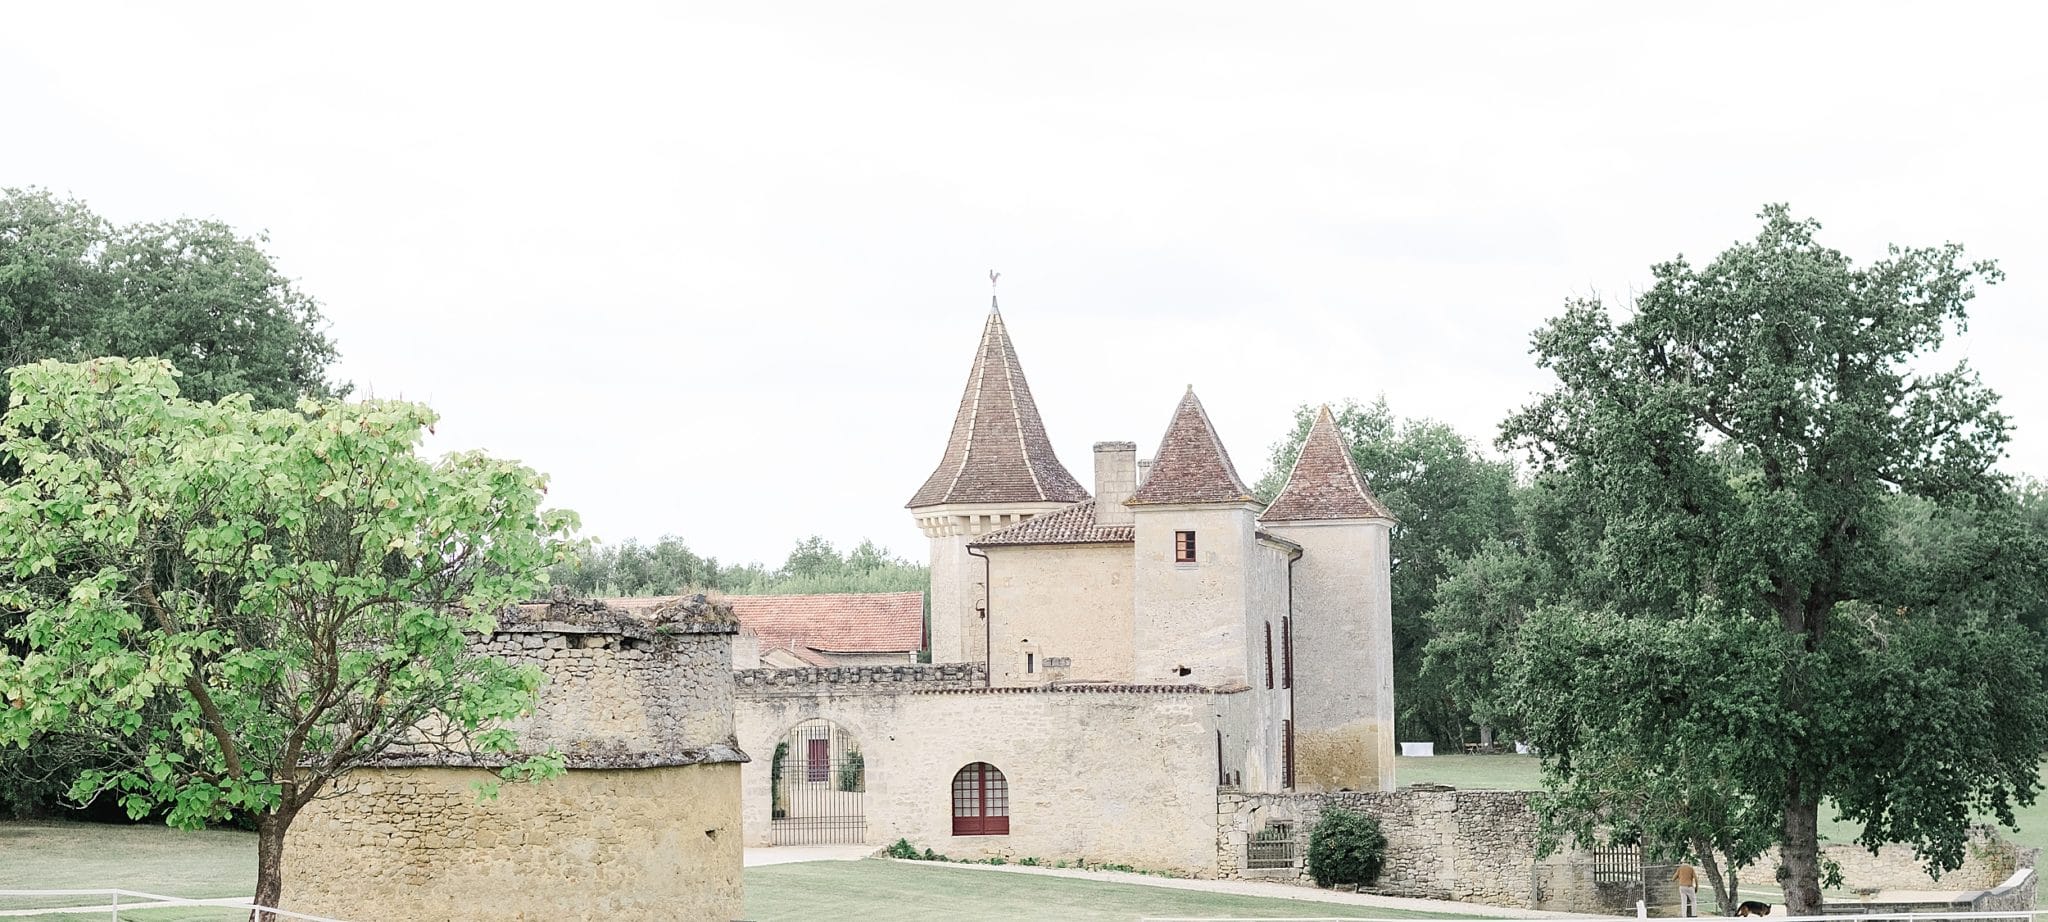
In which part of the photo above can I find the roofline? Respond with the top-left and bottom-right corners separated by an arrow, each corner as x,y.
1122,498 -> 1266,511
970,538 -> 1135,550
1257,515 -> 1397,528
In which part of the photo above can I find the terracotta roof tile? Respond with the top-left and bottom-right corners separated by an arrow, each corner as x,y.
599,592 -> 924,656
1127,387 -> 1257,506
908,304 -> 1090,508
972,500 -> 1135,547
1260,405 -> 1394,522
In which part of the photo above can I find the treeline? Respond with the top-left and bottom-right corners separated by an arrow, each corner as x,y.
549,535 -> 927,597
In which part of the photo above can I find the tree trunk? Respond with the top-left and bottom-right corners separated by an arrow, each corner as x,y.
1479,725 -> 1494,748
1780,780 -> 1824,916
1693,837 -> 1735,915
252,810 -> 296,922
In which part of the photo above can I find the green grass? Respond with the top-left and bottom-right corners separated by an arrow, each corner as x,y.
1398,755 -> 2048,853
743,859 -> 1456,921
0,820 -> 256,921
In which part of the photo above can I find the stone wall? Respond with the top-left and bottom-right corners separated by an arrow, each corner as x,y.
1219,788 -> 1553,907
1261,518 -> 1395,793
283,764 -> 740,922
737,681 -> 1225,872
735,663 -> 985,695
284,598 -> 746,921
983,542 -> 1136,685
1131,503 -> 1261,686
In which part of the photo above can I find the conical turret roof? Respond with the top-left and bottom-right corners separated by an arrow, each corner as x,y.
1261,405 -> 1393,521
1127,387 -> 1257,506
907,303 -> 1090,509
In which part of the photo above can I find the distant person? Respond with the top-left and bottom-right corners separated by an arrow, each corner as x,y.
1738,901 -> 1773,917
1672,862 -> 1699,917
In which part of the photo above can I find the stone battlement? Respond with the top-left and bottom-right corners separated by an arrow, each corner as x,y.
735,663 -> 985,695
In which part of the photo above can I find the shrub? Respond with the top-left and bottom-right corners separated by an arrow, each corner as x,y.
838,747 -> 865,792
1307,808 -> 1386,888
885,838 -> 920,860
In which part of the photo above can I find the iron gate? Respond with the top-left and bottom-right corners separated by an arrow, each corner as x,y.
771,720 -> 865,844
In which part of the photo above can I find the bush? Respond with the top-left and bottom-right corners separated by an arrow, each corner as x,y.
885,838 -> 920,859
1307,808 -> 1386,888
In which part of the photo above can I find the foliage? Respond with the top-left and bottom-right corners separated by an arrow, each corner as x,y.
885,837 -> 921,859
0,358 -> 577,909
838,747 -> 865,793
1305,808 -> 1386,888
1498,206 -> 2048,913
0,188 -> 341,411
551,534 -> 927,597
769,740 -> 788,819
1259,398 -> 1518,742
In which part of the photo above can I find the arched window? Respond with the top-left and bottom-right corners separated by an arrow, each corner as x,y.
950,762 -> 1009,836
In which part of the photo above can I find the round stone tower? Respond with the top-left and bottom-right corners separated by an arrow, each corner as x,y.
907,301 -> 1089,666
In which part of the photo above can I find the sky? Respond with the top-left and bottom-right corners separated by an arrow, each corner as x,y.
5,3 -> 2045,566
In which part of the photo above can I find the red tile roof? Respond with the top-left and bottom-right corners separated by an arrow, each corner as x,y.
972,500 -> 1135,547
600,592 -> 925,658
1261,405 -> 1394,522
1127,387 -> 1257,506
907,304 -> 1091,508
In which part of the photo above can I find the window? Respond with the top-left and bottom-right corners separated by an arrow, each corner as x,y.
1174,530 -> 1197,563
1283,719 -> 1296,789
1281,617 -> 1293,689
1263,622 -> 1274,689
806,737 -> 830,783
951,763 -> 1009,835
1026,652 -> 1036,673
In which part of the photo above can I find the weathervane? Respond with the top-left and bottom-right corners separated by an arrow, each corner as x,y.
989,269 -> 1000,291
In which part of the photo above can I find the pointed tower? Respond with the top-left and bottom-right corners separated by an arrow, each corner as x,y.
1261,405 -> 1396,792
908,302 -> 1090,665
1127,387 -> 1265,685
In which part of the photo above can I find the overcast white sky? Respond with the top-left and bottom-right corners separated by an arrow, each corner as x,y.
5,3 -> 2044,566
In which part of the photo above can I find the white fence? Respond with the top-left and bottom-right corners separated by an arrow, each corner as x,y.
0,889 -> 348,921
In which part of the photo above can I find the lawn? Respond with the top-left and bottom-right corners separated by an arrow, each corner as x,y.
743,860 -> 1456,922
0,820 -> 1458,922
0,820 -> 256,921
1396,754 -> 2048,853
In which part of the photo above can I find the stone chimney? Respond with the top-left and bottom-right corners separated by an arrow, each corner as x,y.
1094,441 -> 1138,526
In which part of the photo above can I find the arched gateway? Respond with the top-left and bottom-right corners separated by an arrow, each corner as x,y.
770,718 -> 865,844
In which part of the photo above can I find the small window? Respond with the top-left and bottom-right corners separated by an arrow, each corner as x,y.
1026,652 -> 1036,673
951,763 -> 1009,836
806,737 -> 830,783
1283,719 -> 1296,789
1281,617 -> 1293,689
1263,622 -> 1275,689
1174,530 -> 1197,563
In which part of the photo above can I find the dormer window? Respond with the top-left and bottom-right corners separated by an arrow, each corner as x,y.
1174,531 -> 1197,563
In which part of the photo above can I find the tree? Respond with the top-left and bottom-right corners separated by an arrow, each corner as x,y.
1258,399 -> 1518,742
549,534 -> 928,598
0,188 -> 341,411
1500,206 -> 2048,913
0,358 -> 577,914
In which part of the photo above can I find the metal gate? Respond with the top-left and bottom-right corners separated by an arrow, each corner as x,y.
771,720 -> 865,844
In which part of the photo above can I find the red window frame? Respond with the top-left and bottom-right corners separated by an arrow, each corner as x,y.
1174,530 -> 1197,563
1281,617 -> 1293,689
806,737 -> 830,783
950,762 -> 1010,836
1283,719 -> 1297,789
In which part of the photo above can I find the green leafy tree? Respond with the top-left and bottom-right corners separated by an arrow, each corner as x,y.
1258,399 -> 1517,742
550,534 -> 927,597
0,188 -> 341,410
1500,206 -> 2048,913
0,358 -> 576,913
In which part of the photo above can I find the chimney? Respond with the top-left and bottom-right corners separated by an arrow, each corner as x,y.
1094,441 -> 1138,526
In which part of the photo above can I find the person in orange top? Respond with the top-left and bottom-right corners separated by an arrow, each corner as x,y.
1672,862 -> 1699,917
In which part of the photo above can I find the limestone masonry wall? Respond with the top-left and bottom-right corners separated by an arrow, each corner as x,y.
283,765 -> 741,922
285,597 -> 747,921
737,681 -> 1222,872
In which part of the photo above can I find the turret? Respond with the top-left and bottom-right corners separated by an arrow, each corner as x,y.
1127,387 -> 1263,686
907,302 -> 1089,665
1259,405 -> 1396,792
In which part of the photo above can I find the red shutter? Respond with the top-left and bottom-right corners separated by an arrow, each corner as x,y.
1283,719 -> 1296,789
807,738 -> 830,783
1264,622 -> 1275,689
1281,617 -> 1293,689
